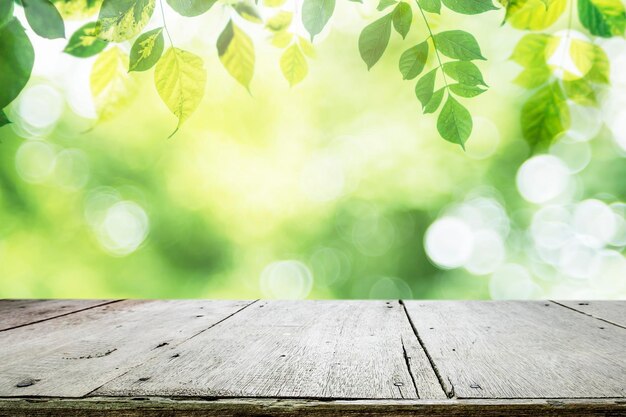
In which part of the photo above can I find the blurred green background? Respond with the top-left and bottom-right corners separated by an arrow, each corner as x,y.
0,1 -> 625,299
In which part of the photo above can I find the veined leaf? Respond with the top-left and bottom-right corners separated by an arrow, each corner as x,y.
585,43 -> 610,84
442,61 -> 487,86
154,47 -> 206,135
97,0 -> 155,41
167,0 -> 217,16
437,94 -> 472,148
217,20 -> 255,89
51,0 -> 100,19
377,0 -> 397,11
563,78 -> 597,106
0,109 -> 9,127
521,81 -> 569,149
510,33 -> 551,67
419,0 -> 441,13
235,3 -> 263,23
266,11 -> 293,31
90,46 -> 137,121
392,2 -> 412,39
578,0 -> 626,37
358,13 -> 393,70
433,30 -> 485,61
399,41 -> 428,80
280,43 -> 308,86
64,22 -> 108,58
503,0 -> 566,30
441,0 -> 497,14
22,0 -> 65,39
449,83 -> 487,97
129,27 -> 164,72
0,1 -> 13,28
0,18 -> 34,108
302,0 -> 335,40
424,87 -> 444,113
415,68 -> 437,108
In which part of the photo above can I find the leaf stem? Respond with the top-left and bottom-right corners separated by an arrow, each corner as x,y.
414,1 -> 449,90
159,0 -> 175,46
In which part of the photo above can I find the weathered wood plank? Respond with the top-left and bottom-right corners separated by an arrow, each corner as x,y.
403,301 -> 626,399
1,397 -> 625,417
95,300 -> 446,399
555,301 -> 626,328
0,300 -> 116,331
0,300 -> 254,397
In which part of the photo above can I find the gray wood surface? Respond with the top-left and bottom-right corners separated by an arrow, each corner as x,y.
402,300 -> 626,399
0,300 -> 115,331
0,300 -> 253,397
555,300 -> 626,328
95,300 -> 445,399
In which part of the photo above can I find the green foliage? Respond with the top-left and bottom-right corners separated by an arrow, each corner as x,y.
302,0 -> 335,40
166,0 -> 216,16
521,82 -> 569,150
433,31 -> 485,61
21,0 -> 65,39
419,0 -> 441,13
399,41 -> 428,80
0,18 -> 34,112
97,0 -> 154,41
235,2 -> 263,23
0,109 -> 9,127
129,27 -> 164,72
377,0 -> 397,11
415,68 -> 437,108
90,46 -> 136,121
64,22 -> 108,57
442,0 -> 497,14
0,2 -> 14,27
392,2 -> 412,39
154,47 -> 206,136
217,20 -> 255,90
442,61 -> 487,86
358,13 -> 393,70
280,43 -> 308,86
577,0 -> 626,37
500,0 -> 566,30
437,95 -> 472,148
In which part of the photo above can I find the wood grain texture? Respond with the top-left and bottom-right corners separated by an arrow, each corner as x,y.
1,397 -> 625,417
95,300 -> 446,399
0,300 -> 115,331
555,301 -> 626,328
0,300 -> 254,397
403,300 -> 626,399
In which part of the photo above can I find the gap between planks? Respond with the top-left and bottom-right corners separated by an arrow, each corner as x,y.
549,300 -> 626,330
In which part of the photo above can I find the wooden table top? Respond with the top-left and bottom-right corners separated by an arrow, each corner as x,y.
0,299 -> 625,416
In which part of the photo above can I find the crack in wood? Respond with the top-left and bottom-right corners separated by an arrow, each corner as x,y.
399,336 -> 418,399
399,300 -> 453,399
549,301 -> 626,330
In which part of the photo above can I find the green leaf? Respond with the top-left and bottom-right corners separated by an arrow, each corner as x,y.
97,0 -> 155,41
0,18 -> 34,109
563,78 -> 596,106
415,68 -> 437,107
358,13 -> 393,70
424,87 -> 444,113
271,31 -> 293,47
22,0 -> 65,39
585,43 -> 610,84
437,94 -> 472,148
399,41 -> 428,80
90,46 -> 137,121
521,81 -> 569,149
0,1 -> 14,28
514,66 -> 551,88
433,30 -> 485,61
302,0 -> 335,40
419,0 -> 441,13
64,22 -> 108,58
154,47 -> 206,136
392,2 -> 412,39
441,0 -> 497,14
449,83 -> 486,97
280,43 -> 308,86
266,11 -> 293,31
510,33 -> 551,67
299,36 -> 316,58
578,0 -> 626,37
217,20 -> 255,89
442,61 -> 487,86
377,0 -> 397,11
234,3 -> 263,23
167,0 -> 217,16
502,0 -> 566,30
129,27 -> 164,72
0,109 -> 10,127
